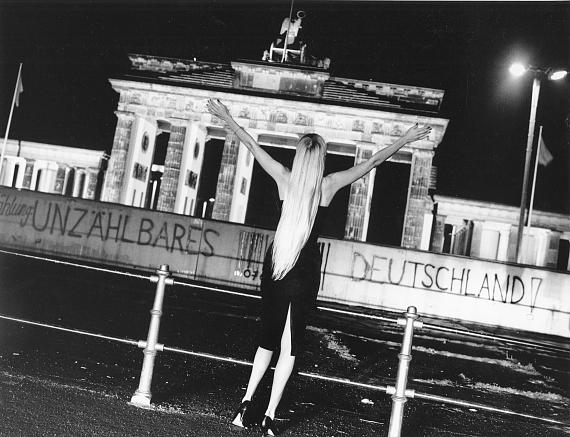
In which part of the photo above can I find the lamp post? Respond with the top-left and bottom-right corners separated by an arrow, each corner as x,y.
202,197 -> 215,218
509,63 -> 567,263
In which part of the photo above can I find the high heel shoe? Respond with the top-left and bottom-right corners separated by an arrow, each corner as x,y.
231,400 -> 252,428
261,415 -> 278,436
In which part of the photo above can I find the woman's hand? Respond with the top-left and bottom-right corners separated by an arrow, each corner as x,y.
402,123 -> 432,144
206,99 -> 290,188
206,98 -> 231,122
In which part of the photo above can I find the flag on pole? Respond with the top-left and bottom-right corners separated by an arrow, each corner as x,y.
1,63 -> 23,183
14,70 -> 23,107
537,131 -> 553,166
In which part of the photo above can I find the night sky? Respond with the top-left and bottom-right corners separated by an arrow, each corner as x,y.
0,1 -> 568,214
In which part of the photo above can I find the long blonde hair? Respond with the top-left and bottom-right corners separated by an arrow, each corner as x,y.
272,134 -> 327,280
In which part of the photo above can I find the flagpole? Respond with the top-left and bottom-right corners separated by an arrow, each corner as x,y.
527,125 -> 543,228
515,76 -> 541,263
0,62 -> 23,183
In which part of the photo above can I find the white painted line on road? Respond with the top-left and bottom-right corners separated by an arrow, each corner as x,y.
0,248 -> 150,281
0,314 -> 140,346
413,391 -> 568,426
0,312 -> 568,427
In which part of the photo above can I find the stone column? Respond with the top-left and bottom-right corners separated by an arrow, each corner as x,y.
101,111 -> 135,203
84,170 -> 98,200
45,163 -> 59,193
0,159 -> 6,186
53,165 -> 67,194
173,124 -> 206,216
4,158 -> 26,188
212,132 -> 240,221
344,143 -> 376,241
228,144 -> 254,223
401,150 -> 434,249
21,159 -> 34,190
156,124 -> 186,212
0,158 -> 13,187
63,167 -> 75,196
497,228 -> 511,262
73,170 -> 86,198
429,214 -> 446,253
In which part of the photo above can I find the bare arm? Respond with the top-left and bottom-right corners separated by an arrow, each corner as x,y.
324,123 -> 431,197
206,99 -> 289,187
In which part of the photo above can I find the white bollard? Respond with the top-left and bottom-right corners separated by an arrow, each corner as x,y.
130,264 -> 173,407
387,306 -> 423,437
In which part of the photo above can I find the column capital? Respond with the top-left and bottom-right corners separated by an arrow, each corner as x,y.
114,110 -> 136,120
167,117 -> 190,128
195,124 -> 208,137
354,140 -> 377,149
411,148 -> 435,159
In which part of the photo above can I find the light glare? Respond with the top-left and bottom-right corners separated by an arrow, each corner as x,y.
509,63 -> 527,77
549,70 -> 567,81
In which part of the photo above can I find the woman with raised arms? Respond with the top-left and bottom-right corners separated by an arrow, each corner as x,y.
207,98 -> 430,436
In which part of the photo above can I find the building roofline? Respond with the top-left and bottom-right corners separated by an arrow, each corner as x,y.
117,72 -> 442,117
123,53 -> 444,114
435,194 -> 570,231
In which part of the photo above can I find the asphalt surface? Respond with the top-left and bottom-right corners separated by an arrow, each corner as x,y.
0,250 -> 569,436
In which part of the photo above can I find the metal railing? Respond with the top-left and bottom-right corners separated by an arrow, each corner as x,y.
1,248 -> 568,355
0,250 -> 568,435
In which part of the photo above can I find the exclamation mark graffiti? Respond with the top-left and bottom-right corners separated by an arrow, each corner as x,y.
529,277 -> 543,313
319,241 -> 331,291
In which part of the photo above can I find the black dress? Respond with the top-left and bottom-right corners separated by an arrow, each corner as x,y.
259,202 -> 328,356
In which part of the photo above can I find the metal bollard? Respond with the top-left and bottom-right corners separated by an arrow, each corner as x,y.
130,264 -> 173,407
387,306 -> 423,437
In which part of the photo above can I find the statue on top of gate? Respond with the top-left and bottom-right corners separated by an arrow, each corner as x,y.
262,10 -> 330,69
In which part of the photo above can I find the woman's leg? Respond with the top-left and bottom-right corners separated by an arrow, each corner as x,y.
233,347 -> 273,427
242,346 -> 273,402
264,304 -> 296,419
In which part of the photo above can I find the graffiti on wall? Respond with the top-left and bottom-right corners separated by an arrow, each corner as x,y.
233,230 -> 270,281
1,193 -> 218,257
229,233 -> 333,286
318,240 -> 332,290
3,189 -> 569,337
350,251 -> 544,310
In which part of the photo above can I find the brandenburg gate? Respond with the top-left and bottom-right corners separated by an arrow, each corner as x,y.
101,53 -> 448,249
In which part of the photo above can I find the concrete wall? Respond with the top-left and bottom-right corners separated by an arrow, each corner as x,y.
0,187 -> 568,338
318,238 -> 570,338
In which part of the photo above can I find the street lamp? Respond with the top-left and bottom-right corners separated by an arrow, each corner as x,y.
509,62 -> 527,77
510,63 -> 567,263
549,70 -> 567,81
202,197 -> 215,218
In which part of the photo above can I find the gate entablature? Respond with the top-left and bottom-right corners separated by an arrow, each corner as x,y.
111,78 -> 445,154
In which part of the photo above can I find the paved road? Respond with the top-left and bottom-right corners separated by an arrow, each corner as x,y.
0,251 -> 569,436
